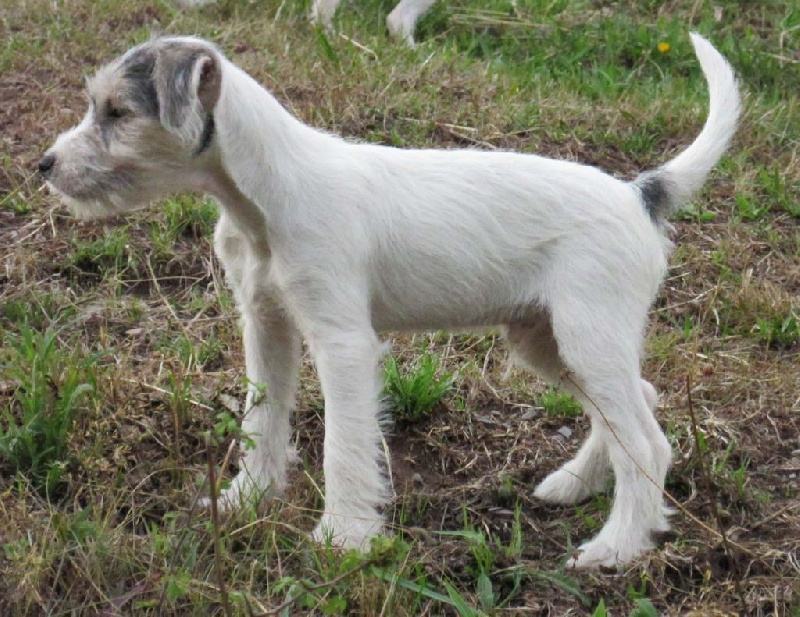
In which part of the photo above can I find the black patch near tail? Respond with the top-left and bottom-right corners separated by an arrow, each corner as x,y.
634,172 -> 670,224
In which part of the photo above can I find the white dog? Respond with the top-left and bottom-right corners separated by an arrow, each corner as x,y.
310,0 -> 438,45
39,33 -> 739,568
181,0 -> 438,46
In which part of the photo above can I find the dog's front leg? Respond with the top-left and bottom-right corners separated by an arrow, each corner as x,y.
205,302 -> 301,511
307,327 -> 388,550
207,216 -> 302,510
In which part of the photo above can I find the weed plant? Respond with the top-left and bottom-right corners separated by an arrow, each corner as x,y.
383,351 -> 454,423
0,325 -> 96,496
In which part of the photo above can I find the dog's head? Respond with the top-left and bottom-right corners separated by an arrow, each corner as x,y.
39,37 -> 222,219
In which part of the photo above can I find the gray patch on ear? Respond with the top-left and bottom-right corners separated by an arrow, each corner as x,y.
120,48 -> 159,117
154,44 -> 206,131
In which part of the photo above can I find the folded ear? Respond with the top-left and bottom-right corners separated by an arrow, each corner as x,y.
154,43 -> 221,149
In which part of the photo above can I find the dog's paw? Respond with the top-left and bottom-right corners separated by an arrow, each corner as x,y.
533,466 -> 607,505
309,2 -> 336,28
311,511 -> 384,551
199,467 -> 283,512
199,446 -> 298,511
656,505 -> 674,532
386,9 -> 417,47
566,533 -> 654,569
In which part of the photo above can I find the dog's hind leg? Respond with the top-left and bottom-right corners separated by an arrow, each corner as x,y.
508,316 -> 661,506
310,0 -> 342,27
544,292 -> 671,568
507,317 -> 610,504
386,0 -> 438,45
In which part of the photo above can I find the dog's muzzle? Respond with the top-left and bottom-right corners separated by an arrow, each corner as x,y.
38,153 -> 56,177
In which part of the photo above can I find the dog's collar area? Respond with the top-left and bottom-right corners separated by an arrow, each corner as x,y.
194,113 -> 215,156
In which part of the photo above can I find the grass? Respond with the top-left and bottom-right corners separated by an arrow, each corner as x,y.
1,0 -> 799,614
383,351 -> 454,423
70,225 -> 133,275
0,325 -> 97,496
538,387 -> 583,419
754,312 -> 800,349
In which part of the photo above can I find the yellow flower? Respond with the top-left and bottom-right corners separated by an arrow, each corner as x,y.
657,41 -> 671,53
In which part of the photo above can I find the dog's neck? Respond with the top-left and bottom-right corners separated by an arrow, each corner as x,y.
203,59 -> 326,244
203,166 -> 271,257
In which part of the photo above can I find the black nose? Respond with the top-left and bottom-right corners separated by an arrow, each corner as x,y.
38,154 -> 56,176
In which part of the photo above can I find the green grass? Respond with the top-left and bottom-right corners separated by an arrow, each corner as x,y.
754,312 -> 800,349
1,293 -> 77,329
70,225 -> 134,275
151,196 -> 219,252
538,387 -> 583,418
383,351 -> 454,423
0,325 -> 97,496
0,0 -> 798,614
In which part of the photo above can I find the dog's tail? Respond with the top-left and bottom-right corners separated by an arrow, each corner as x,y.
633,33 -> 740,226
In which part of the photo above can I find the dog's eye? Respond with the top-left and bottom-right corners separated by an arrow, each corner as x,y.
106,105 -> 128,120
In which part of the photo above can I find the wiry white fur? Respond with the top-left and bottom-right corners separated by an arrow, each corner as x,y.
41,33 -> 739,568
642,33 -> 742,213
